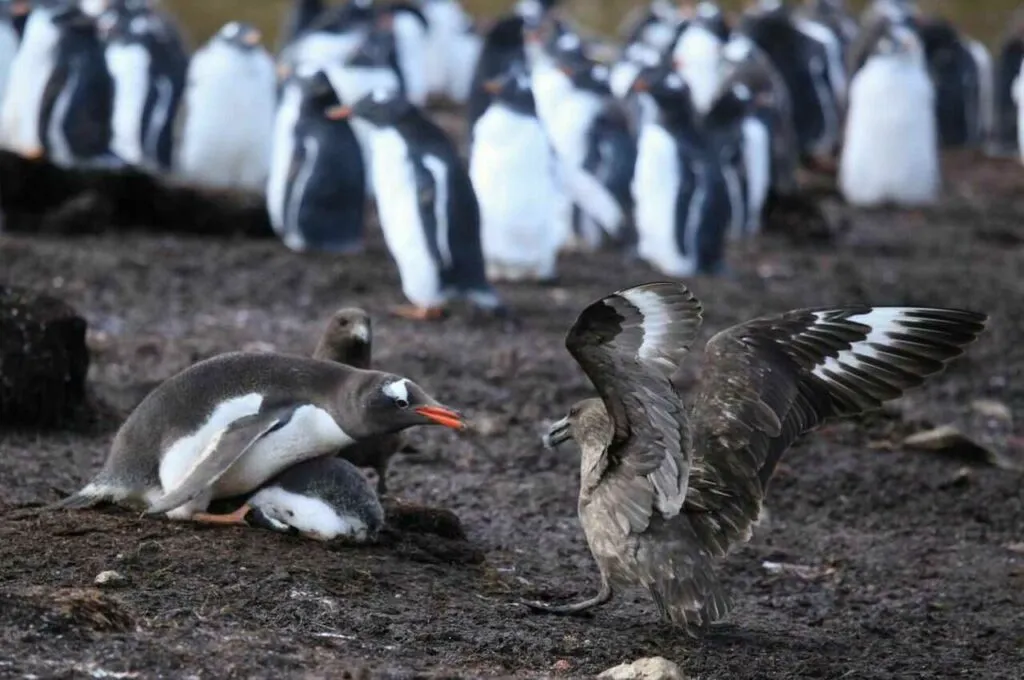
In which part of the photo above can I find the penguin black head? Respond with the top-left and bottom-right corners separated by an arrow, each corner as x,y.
217,21 -> 263,50
873,23 -> 923,59
631,66 -> 698,126
346,22 -> 398,68
327,87 -> 413,127
561,58 -> 614,96
482,68 -> 536,115
298,69 -> 343,112
50,3 -> 95,32
515,0 -> 558,22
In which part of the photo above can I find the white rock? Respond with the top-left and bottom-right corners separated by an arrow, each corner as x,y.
598,656 -> 685,680
94,570 -> 128,588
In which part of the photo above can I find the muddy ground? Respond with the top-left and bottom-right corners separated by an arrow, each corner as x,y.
1,143 -> 1023,679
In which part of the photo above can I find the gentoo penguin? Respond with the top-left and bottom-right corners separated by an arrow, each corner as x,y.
737,0 -> 845,164
266,69 -> 366,254
0,1 -> 64,157
703,84 -> 759,239
529,281 -> 987,628
620,0 -> 681,52
311,307 -> 411,495
0,0 -> 28,106
420,0 -> 482,104
44,351 -> 466,524
331,89 -> 505,320
470,68 -> 563,282
839,24 -> 938,208
991,11 -> 1024,157
802,0 -> 857,53
630,67 -> 737,277
6,0 -> 29,38
176,22 -> 276,193
278,0 -> 374,79
100,6 -> 189,170
39,4 -> 121,169
244,456 -> 385,542
379,2 -> 430,107
465,0 -> 558,134
671,13 -> 727,115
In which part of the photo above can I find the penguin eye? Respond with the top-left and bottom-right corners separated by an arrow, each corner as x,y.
394,397 -> 409,409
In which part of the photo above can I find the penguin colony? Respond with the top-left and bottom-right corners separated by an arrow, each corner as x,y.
0,0 -> 1015,293
6,0 -> 998,633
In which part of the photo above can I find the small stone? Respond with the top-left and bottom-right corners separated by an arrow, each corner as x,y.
598,656 -> 685,680
241,341 -> 277,354
552,659 -> 571,672
94,570 -> 129,588
471,413 -> 508,437
971,399 -> 1012,422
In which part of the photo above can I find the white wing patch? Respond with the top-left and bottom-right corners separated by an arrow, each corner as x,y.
809,308 -> 915,383
621,288 -> 675,366
422,153 -> 453,267
283,136 -> 321,249
383,378 -> 410,402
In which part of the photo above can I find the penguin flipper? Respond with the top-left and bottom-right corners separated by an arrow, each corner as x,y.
38,60 -> 71,155
145,404 -> 301,516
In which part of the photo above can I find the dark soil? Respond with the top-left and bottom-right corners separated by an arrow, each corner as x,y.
1,142 -> 1023,679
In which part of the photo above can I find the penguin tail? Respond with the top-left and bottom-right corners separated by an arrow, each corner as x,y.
6,482 -> 120,520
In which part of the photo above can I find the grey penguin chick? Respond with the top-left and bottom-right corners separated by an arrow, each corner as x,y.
528,281 -> 987,630
312,307 -> 411,495
244,456 -> 385,542
44,351 -> 466,525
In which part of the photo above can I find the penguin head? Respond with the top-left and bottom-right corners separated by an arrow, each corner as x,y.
632,66 -> 698,122
483,67 -> 536,115
50,2 -> 94,31
875,23 -> 924,61
347,373 -> 467,437
217,20 -> 263,50
298,69 -> 344,112
327,86 -> 412,127
561,58 -> 613,96
346,22 -> 398,68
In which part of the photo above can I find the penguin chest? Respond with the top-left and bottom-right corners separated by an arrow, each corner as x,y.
106,42 -> 151,165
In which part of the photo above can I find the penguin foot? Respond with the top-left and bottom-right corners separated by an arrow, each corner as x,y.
390,305 -> 446,321
190,504 -> 251,527
22,146 -> 44,161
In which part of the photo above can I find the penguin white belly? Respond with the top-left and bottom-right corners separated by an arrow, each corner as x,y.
177,46 -> 277,192
392,13 -> 429,107
1014,59 -> 1024,162
287,31 -> 363,74
247,486 -> 370,541
0,23 -> 19,107
446,31 -> 482,103
106,42 -> 150,166
610,60 -> 642,100
965,38 -> 994,143
839,56 -> 939,207
741,117 -> 771,235
633,124 -> 691,277
158,394 -> 354,518
422,1 -> 456,96
46,67 -> 80,168
326,64 -> 402,107
470,105 -> 560,279
0,12 -> 60,155
267,82 -> 303,233
368,129 -> 445,308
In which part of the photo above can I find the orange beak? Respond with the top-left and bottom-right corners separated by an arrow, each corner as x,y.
631,77 -> 649,92
674,57 -> 685,70
243,29 -> 262,46
377,13 -> 394,30
558,64 -> 574,76
326,105 -> 352,120
524,29 -> 541,44
483,79 -> 503,94
415,405 -> 466,431
11,0 -> 29,16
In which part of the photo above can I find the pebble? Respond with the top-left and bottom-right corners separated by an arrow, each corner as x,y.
94,570 -> 129,588
598,657 -> 685,680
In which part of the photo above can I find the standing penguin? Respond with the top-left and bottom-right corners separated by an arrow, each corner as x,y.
420,0 -> 482,104
839,24 -> 938,208
0,1 -> 64,157
176,22 -> 276,193
470,68 -> 562,282
101,7 -> 188,170
39,4 -> 121,169
630,66 -> 737,277
278,0 -> 374,78
671,14 -> 727,115
267,69 -> 366,254
991,11 -> 1024,157
330,88 -> 505,320
379,2 -> 430,107
0,0 -> 28,106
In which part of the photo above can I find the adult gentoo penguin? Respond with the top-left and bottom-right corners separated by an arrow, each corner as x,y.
99,2 -> 189,170
529,281 -> 987,628
470,68 -> 563,282
177,21 -> 276,192
266,68 -> 366,254
43,351 -> 466,524
39,4 -> 121,169
311,307 -> 413,495
330,88 -> 505,321
839,24 -> 938,208
244,456 -> 385,542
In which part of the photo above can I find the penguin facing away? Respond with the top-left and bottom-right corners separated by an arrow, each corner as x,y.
176,21 -> 277,193
42,351 -> 467,525
39,4 -> 121,169
101,7 -> 189,170
470,68 -> 563,282
267,68 -> 366,255
0,2 -> 65,157
330,88 -> 506,321
839,24 -> 939,208
631,66 -> 736,277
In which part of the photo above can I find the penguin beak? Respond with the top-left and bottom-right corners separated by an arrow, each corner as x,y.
482,78 -> 503,94
558,64 -> 574,76
415,405 -> 467,431
674,57 -> 685,71
631,77 -> 649,93
377,13 -> 394,30
10,1 -> 29,17
542,415 -> 572,449
277,63 -> 293,80
244,29 -> 262,46
326,105 -> 353,120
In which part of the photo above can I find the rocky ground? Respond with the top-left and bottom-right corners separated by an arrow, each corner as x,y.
1,146 -> 1023,679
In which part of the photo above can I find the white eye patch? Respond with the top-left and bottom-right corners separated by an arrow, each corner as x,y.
383,379 -> 410,403
733,83 -> 751,100
222,22 -> 241,39
592,65 -> 610,81
371,87 -> 393,103
666,73 -> 684,89
557,33 -> 581,51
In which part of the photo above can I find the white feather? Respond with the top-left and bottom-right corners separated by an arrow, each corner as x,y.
267,80 -> 303,233
672,24 -> 723,114
839,36 -> 939,207
281,136 -> 321,252
470,102 -> 561,280
633,121 -> 694,277
741,117 -> 770,235
422,153 -> 452,267
177,39 -> 277,192
106,42 -> 150,166
0,22 -> 20,109
391,12 -> 429,107
810,308 -> 929,385
382,378 -> 410,402
619,288 -> 674,362
0,7 -> 61,155
964,38 -> 994,144
247,486 -> 372,541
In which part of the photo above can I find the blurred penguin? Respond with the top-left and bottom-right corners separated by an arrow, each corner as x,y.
619,0 -> 681,53
0,1 -> 65,157
420,0 -> 482,104
470,68 -> 562,282
40,4 -> 122,169
278,0 -> 326,52
802,0 -> 857,53
267,69 -> 366,254
671,12 -> 727,114
839,24 -> 938,207
991,10 -> 1024,157
0,1 -> 29,105
279,0 -> 375,79
332,88 -> 505,320
380,2 -> 430,107
631,65 -> 737,277
176,22 -> 276,193
99,4 -> 188,170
